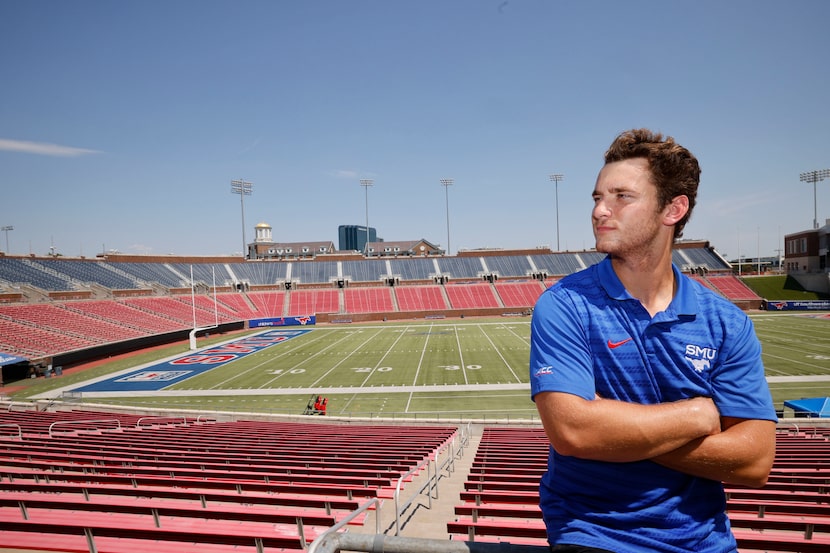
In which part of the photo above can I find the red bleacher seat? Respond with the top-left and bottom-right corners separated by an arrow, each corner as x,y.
344,287 -> 394,314
394,285 -> 448,311
0,411 -> 457,551
445,283 -> 500,309
493,281 -> 544,308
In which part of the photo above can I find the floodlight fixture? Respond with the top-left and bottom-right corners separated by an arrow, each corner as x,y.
1,225 -> 12,254
230,179 -> 253,257
360,179 -> 374,254
440,179 -> 454,255
800,169 -> 830,229
549,174 -> 565,251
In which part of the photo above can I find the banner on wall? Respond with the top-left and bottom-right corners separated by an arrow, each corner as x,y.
249,315 -> 316,328
766,300 -> 830,311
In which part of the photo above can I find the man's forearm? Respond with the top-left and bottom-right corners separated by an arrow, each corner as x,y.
651,418 -> 776,487
536,392 -> 721,462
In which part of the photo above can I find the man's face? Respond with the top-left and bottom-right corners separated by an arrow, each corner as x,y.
591,158 -> 666,256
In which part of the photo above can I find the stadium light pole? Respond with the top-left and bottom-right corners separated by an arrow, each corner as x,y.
1,226 -> 12,254
360,179 -> 374,254
230,179 -> 253,257
800,169 -> 830,229
440,178 -> 453,255
549,174 -> 565,251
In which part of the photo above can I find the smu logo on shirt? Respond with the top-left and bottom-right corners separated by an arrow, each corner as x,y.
685,344 -> 717,373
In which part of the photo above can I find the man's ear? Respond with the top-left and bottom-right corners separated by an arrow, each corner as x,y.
663,195 -> 689,226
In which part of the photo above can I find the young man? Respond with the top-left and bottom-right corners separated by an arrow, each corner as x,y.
529,129 -> 777,553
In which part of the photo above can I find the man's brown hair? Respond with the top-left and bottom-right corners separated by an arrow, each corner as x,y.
604,128 -> 700,240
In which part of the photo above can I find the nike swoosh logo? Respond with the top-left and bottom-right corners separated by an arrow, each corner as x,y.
607,338 -> 633,349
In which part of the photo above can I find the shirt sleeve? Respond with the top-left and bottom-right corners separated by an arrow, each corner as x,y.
710,314 -> 778,421
529,287 -> 596,401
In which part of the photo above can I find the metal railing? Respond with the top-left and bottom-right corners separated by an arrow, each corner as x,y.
309,532 -> 548,553
48,418 -> 121,437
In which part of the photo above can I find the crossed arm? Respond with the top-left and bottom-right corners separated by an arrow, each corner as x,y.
534,391 -> 776,488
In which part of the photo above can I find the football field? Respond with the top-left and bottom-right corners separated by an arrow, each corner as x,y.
28,314 -> 830,420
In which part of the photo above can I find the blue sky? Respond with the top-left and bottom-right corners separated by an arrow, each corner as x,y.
1,1 -> 828,261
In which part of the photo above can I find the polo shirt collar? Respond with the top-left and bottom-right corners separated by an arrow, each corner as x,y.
597,256 -> 698,318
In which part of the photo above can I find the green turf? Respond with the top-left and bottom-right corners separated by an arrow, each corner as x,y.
741,275 -> 830,300
10,314 -> 830,420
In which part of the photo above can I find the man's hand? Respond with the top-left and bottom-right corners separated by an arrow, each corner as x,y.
652,417 -> 776,487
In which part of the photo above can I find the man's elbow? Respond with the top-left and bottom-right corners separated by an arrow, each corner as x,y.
729,471 -> 769,489
728,459 -> 773,488
549,430 -> 587,458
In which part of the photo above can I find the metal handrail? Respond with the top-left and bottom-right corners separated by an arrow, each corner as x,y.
48,418 -> 121,437
0,423 -> 22,440
136,416 -> 188,428
392,426 -> 469,536
393,455 -> 434,536
309,532 -> 549,553
308,498 -> 381,553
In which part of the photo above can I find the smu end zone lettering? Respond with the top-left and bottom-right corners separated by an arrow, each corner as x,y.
172,354 -> 237,365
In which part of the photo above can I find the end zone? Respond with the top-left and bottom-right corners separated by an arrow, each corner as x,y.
72,329 -> 312,393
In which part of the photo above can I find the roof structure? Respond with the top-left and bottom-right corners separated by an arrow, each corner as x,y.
784,396 -> 830,418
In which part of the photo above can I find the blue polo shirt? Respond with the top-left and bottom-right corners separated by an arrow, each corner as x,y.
529,257 -> 777,553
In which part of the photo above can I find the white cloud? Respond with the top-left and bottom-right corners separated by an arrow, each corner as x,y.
0,138 -> 101,157
330,169 -> 360,179
127,244 -> 155,255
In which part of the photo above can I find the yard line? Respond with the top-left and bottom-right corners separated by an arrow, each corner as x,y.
314,327 -> 388,389
207,329 -> 348,389
454,324 -> 468,385
336,328 -> 401,413
479,325 -> 523,383
357,324 -> 408,387
406,323 -> 433,413
762,351 -> 830,375
266,329 -> 363,388
501,323 -> 531,346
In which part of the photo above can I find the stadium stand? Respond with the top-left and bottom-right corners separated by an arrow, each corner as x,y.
0,409 -> 457,553
394,285 -> 449,312
493,281 -> 544,309
672,246 -> 731,272
0,317 -> 96,357
287,289 -> 339,316
121,296 -> 225,327
529,253 -> 585,277
247,290 -> 288,317
342,259 -> 389,283
0,257 -> 74,291
0,243 -> 762,366
480,256 -> 534,278
66,299 -> 185,333
110,262 -> 184,288
388,257 -> 439,281
0,303 -> 145,344
34,258 -> 139,290
292,261 -> 339,285
216,291 -> 264,319
230,261 -> 289,286
445,283 -> 501,310
446,426 -> 830,552
704,275 -> 764,301
343,287 -> 395,314
169,263 -> 233,286
436,257 -> 486,279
